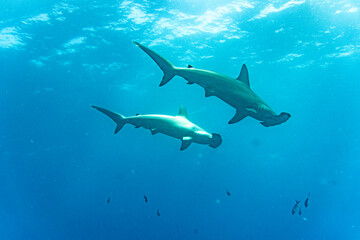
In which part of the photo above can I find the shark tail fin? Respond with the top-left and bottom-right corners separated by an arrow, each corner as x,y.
261,112 -> 291,127
92,106 -> 126,134
134,41 -> 176,86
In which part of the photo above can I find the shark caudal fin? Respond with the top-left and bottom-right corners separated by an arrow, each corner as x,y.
133,41 -> 176,86
92,106 -> 126,134
261,112 -> 291,127
209,133 -> 222,148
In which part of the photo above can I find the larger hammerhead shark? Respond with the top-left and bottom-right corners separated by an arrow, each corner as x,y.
134,41 -> 290,127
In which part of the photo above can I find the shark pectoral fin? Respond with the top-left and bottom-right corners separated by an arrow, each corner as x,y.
237,64 -> 250,88
228,110 -> 247,124
205,89 -> 215,97
150,128 -> 159,135
180,137 -> 192,151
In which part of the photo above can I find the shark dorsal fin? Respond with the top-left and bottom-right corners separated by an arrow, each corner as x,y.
237,64 -> 250,88
177,105 -> 188,119
187,64 -> 193,68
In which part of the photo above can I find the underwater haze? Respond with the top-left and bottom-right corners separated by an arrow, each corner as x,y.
1,0 -> 360,239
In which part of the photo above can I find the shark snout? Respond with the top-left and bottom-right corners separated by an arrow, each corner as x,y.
279,112 -> 291,123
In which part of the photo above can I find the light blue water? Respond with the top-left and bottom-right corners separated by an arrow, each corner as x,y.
1,0 -> 360,239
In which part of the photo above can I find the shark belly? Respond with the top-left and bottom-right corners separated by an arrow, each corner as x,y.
178,68 -> 272,115
218,86 -> 279,122
127,115 -> 194,140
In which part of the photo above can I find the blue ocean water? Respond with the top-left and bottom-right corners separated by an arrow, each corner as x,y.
1,0 -> 360,239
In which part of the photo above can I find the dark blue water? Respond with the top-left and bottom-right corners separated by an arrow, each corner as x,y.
1,0 -> 360,239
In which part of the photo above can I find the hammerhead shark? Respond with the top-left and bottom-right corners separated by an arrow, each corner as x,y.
134,41 -> 290,127
92,105 -> 222,150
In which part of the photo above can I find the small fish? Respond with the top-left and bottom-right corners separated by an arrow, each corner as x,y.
226,190 -> 231,196
157,209 -> 160,216
292,200 -> 300,215
144,195 -> 148,203
304,193 -> 310,208
107,198 -> 110,204
299,207 -> 302,215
